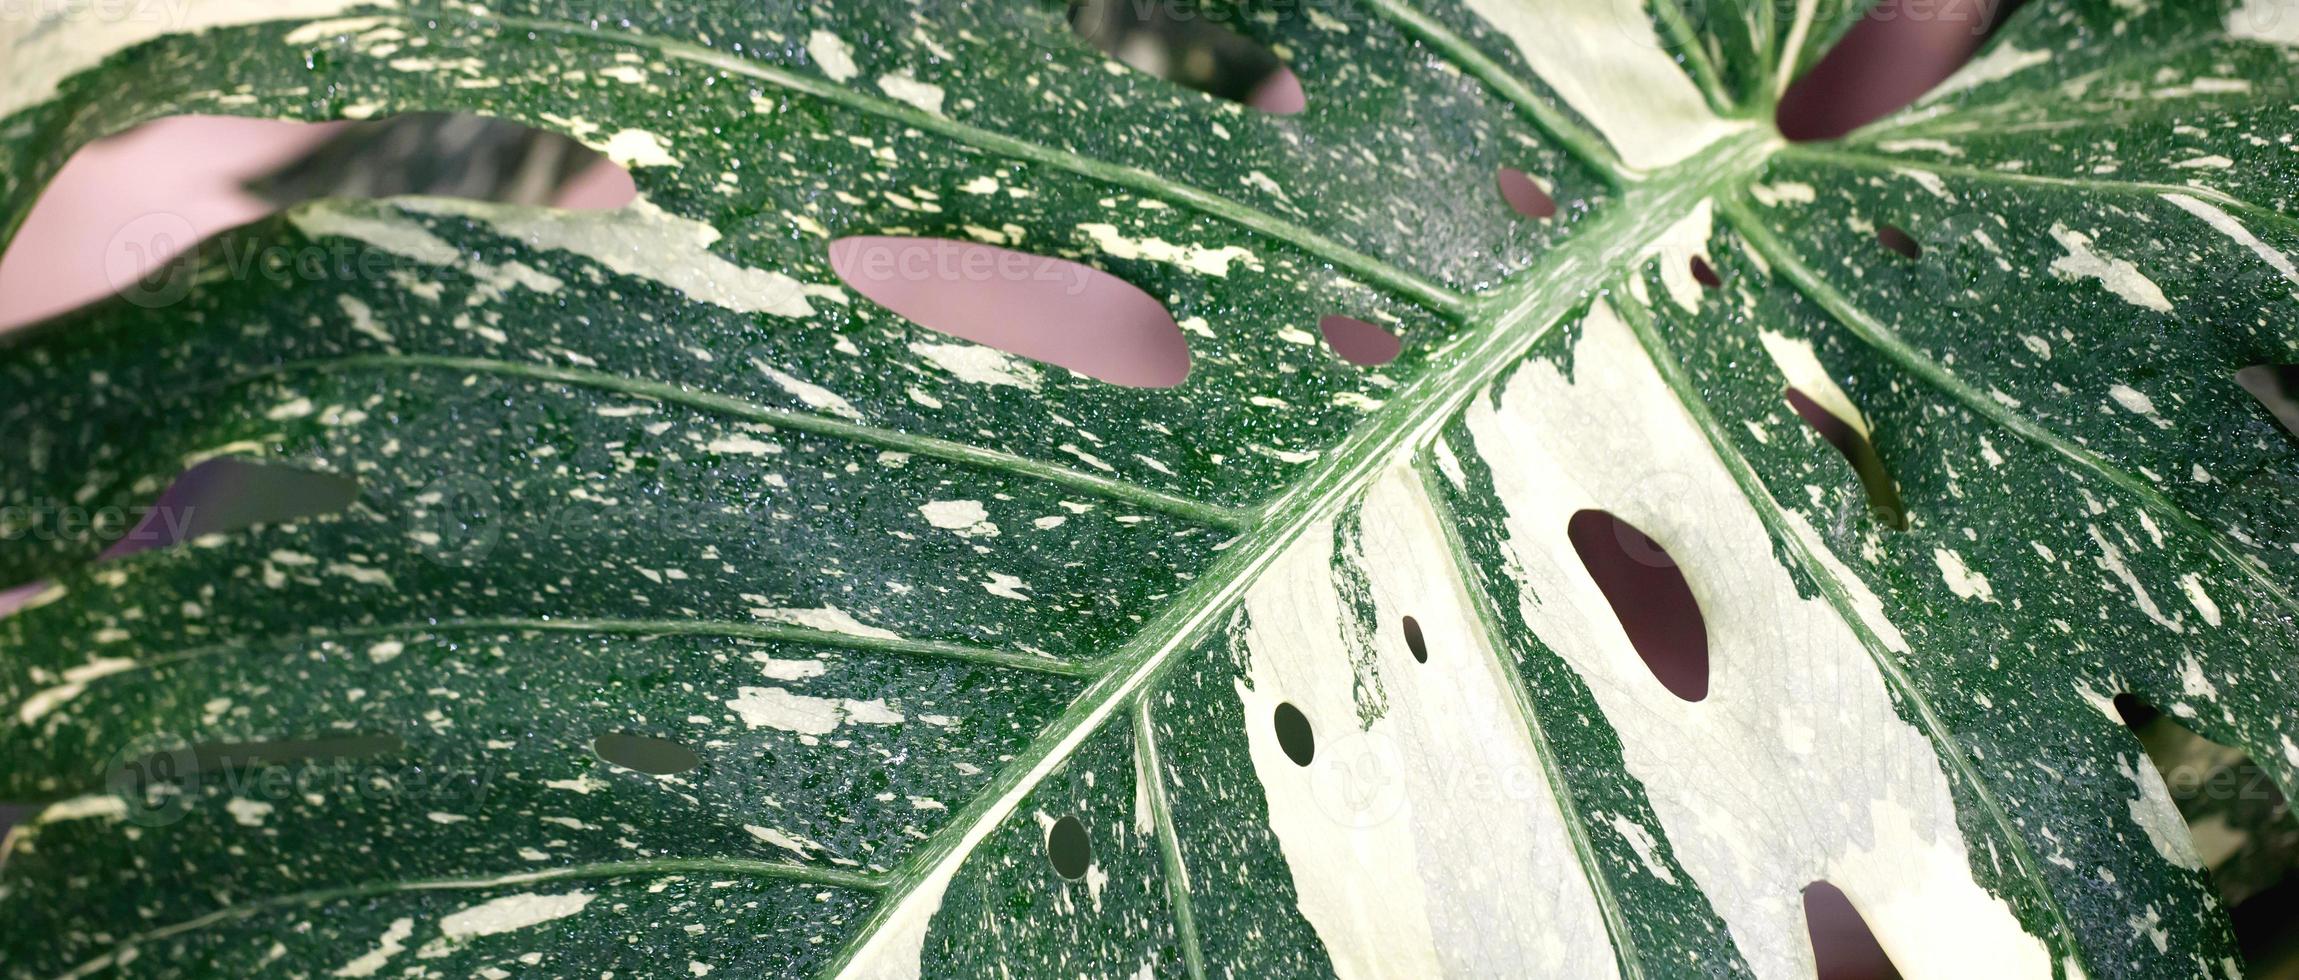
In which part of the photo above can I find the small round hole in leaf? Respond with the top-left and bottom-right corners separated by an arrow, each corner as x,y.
1876,225 -> 1921,260
1318,314 -> 1401,367
1047,814 -> 1093,880
1403,615 -> 1428,664
1496,167 -> 1558,220
1690,256 -> 1723,289
593,733 -> 702,775
1273,702 -> 1316,766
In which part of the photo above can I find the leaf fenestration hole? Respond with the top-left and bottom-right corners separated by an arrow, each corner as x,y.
1273,702 -> 1316,766
108,734 -> 405,791
123,458 -> 362,558
828,236 -> 1190,388
1067,0 -> 1305,114
1775,0 -> 2032,142
1802,881 -> 1904,980
0,458 -> 362,601
2114,692 -> 2299,939
1566,510 -> 1709,702
1875,225 -> 1922,260
1047,814 -> 1094,880
1784,388 -> 1908,529
1402,615 -> 1428,664
592,733 -> 703,776
1690,255 -> 1723,290
2236,365 -> 2299,440
1317,314 -> 1401,367
1495,167 -> 1558,220
0,114 -> 630,332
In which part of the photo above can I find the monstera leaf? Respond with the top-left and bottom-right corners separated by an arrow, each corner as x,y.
3,0 -> 2297,976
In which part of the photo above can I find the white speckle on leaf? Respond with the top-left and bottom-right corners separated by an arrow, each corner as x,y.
1607,814 -> 1678,884
2178,575 -> 2222,627
908,341 -> 1041,389
2119,755 -> 2204,871
747,604 -> 899,641
2164,193 -> 2299,287
1076,223 -> 1256,277
439,892 -> 595,939
331,918 -> 415,978
706,434 -> 777,456
877,73 -> 945,115
1933,548 -> 1994,602
226,799 -> 274,827
2048,224 -> 2172,312
1927,43 -> 2050,99
755,363 -> 862,420
725,687 -> 905,733
982,573 -> 1032,600
600,129 -> 678,168
806,31 -> 858,82
404,199 -> 814,318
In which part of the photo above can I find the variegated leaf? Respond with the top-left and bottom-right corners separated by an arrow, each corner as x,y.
2,0 -> 2295,977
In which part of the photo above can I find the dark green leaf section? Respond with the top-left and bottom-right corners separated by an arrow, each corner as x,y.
1747,155 -> 2299,582
1874,0 -> 2299,219
1631,195 -> 2299,974
1143,612 -> 1341,979
0,842 -> 872,978
0,622 -> 1084,973
921,711 -> 1185,977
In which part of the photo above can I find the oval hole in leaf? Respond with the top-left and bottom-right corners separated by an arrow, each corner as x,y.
1402,615 -> 1428,664
1784,388 -> 1907,529
829,236 -> 1190,388
1690,255 -> 1723,290
1273,702 -> 1316,766
2114,692 -> 2298,923
1775,0 -> 2026,141
108,734 -> 405,790
1318,314 -> 1401,367
114,458 -> 363,560
1067,0 -> 1305,114
1046,814 -> 1093,880
1,458 -> 362,602
0,114 -> 629,331
2236,364 -> 2299,439
1875,224 -> 1922,260
593,733 -> 703,775
1803,881 -> 1903,979
0,581 -> 51,620
1565,510 -> 1708,702
1496,167 -> 1558,220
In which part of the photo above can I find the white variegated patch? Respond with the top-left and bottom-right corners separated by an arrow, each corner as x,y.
1234,466 -> 1617,979
1453,301 -> 2053,979
1456,0 -> 1747,172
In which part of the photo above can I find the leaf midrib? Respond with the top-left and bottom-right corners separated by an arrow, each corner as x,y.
823,127 -> 1780,977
